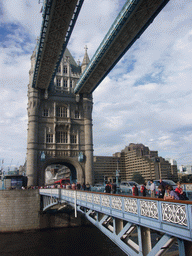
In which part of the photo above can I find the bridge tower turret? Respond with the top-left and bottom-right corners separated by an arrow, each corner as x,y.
27,49 -> 40,186
83,93 -> 94,185
81,45 -> 90,73
26,46 -> 94,186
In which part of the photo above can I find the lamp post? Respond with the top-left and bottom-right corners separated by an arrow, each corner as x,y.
103,175 -> 106,186
116,159 -> 120,187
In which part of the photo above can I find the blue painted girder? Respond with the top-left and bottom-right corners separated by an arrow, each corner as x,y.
32,0 -> 84,90
74,0 -> 170,94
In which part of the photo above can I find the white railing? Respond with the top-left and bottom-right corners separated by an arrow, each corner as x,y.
39,189 -> 192,241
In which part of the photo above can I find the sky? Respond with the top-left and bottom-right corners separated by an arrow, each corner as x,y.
1,0 -> 192,171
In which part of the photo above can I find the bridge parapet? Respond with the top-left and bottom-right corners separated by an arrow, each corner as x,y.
39,189 -> 192,242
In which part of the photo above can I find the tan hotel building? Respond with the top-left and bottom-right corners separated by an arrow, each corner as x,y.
93,143 -> 178,184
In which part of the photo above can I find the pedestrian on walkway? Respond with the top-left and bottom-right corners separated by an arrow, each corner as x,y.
150,180 -> 155,198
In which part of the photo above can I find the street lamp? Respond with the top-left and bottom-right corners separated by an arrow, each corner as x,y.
116,159 -> 120,186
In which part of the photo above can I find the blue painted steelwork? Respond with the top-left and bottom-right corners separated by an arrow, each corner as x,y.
49,0 -> 84,88
40,189 -> 191,255
32,0 -> 53,88
32,0 -> 84,89
74,0 -> 170,94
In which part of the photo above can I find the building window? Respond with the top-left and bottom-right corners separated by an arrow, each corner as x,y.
63,66 -> 67,74
70,80 -> 73,88
56,78 -> 61,87
56,107 -> 67,117
63,79 -> 67,87
57,65 -> 61,73
43,109 -> 49,117
71,134 -> 77,144
56,131 -> 68,143
46,134 -> 53,143
75,110 -> 79,119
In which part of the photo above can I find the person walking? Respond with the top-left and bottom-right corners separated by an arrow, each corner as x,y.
112,182 -> 117,194
140,183 -> 147,197
158,185 -> 165,198
150,180 -> 155,198
132,184 -> 139,196
105,183 -> 111,193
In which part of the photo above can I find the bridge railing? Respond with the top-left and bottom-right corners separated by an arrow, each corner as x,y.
39,189 -> 192,241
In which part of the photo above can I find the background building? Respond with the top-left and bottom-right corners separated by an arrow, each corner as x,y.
179,165 -> 192,175
93,143 -> 178,184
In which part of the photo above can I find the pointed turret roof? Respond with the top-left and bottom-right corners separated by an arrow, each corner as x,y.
82,45 -> 90,67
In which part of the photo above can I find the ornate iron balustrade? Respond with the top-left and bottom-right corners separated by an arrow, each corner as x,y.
39,189 -> 192,242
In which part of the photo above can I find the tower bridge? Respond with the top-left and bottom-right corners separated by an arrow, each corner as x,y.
27,0 -> 171,187
25,0 -> 192,254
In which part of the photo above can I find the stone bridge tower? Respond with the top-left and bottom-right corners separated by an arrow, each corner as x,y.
26,47 -> 93,186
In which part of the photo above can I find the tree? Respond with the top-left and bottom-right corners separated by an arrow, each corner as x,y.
132,172 -> 145,184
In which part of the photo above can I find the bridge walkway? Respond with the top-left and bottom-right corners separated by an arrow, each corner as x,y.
74,0 -> 170,94
39,189 -> 192,256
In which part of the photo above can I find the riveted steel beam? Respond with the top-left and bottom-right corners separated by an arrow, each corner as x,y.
32,0 -> 84,90
74,0 -> 170,94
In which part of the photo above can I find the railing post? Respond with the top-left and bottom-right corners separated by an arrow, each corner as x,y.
74,190 -> 77,218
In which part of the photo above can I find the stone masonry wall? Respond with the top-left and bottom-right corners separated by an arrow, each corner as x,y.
0,190 -> 40,232
0,190 -> 89,232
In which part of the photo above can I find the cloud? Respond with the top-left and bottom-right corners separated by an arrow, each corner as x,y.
90,0 -> 192,166
1,0 -> 192,170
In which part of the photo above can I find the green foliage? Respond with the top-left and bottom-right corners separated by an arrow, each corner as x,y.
131,172 -> 145,184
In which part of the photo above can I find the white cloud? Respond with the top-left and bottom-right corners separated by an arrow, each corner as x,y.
1,0 -> 192,169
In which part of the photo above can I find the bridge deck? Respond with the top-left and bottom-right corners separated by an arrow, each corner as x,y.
40,189 -> 192,242
74,0 -> 170,94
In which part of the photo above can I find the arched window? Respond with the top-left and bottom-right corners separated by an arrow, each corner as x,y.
56,78 -> 61,87
70,134 -> 77,144
46,134 -> 53,143
43,109 -> 49,117
63,66 -> 67,74
56,106 -> 67,117
56,131 -> 68,143
63,79 -> 68,87
75,110 -> 79,119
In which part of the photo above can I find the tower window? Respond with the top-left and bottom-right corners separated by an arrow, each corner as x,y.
71,134 -> 77,144
56,107 -> 67,117
56,78 -> 61,87
75,110 -> 79,119
43,109 -> 49,117
46,134 -> 53,143
63,79 -> 67,87
63,66 -> 67,74
56,131 -> 68,143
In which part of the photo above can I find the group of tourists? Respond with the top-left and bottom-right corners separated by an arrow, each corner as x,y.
105,182 -> 117,194
121,179 -> 189,200
68,182 -> 91,191
150,179 -> 189,200
19,179 -> 189,201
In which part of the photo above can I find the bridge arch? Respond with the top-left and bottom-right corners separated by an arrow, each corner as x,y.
40,157 -> 84,185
